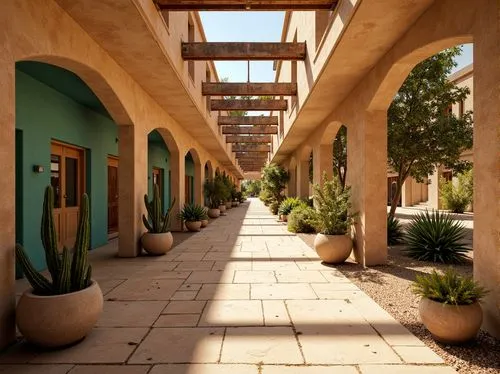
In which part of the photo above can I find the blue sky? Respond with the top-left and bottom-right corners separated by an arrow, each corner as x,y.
199,12 -> 473,82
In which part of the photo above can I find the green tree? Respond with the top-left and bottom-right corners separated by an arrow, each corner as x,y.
387,47 -> 473,218
242,180 -> 261,196
332,125 -> 347,189
261,163 -> 289,205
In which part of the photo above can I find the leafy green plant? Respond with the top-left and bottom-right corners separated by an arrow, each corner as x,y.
288,204 -> 317,233
15,186 -> 92,296
412,269 -> 487,305
269,201 -> 279,215
261,163 -> 289,207
204,178 -> 226,209
440,169 -> 473,213
178,203 -> 207,222
143,184 -> 176,233
259,189 -> 274,206
278,197 -> 303,216
404,210 -> 469,264
312,173 -> 357,235
388,215 -> 405,245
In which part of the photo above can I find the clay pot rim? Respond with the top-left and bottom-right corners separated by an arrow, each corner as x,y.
144,231 -> 172,235
185,220 -> 202,223
22,280 -> 99,299
421,297 -> 482,308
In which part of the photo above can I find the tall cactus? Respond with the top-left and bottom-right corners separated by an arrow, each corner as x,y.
142,184 -> 176,233
16,186 -> 92,295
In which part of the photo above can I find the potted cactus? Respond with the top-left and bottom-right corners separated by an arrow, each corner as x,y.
15,186 -> 103,348
178,203 -> 206,232
141,185 -> 176,255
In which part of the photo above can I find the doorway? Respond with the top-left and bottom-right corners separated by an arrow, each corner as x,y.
152,167 -> 164,211
107,156 -> 119,235
50,141 -> 85,249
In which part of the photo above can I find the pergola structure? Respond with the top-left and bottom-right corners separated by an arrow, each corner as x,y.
160,0 -> 340,172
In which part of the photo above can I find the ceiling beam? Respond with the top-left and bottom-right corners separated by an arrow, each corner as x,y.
232,144 -> 271,152
156,1 -> 337,11
211,99 -> 287,111
218,116 -> 278,126
235,152 -> 269,157
203,82 -> 297,96
182,42 -> 306,61
223,126 -> 278,135
226,135 -> 272,143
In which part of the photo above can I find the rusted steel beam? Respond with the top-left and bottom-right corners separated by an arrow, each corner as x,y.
182,43 -> 306,61
211,99 -> 287,111
226,135 -> 272,143
203,82 -> 297,96
156,0 -> 337,10
223,126 -> 278,135
232,144 -> 270,152
218,116 -> 278,126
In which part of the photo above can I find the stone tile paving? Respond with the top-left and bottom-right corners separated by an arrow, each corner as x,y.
1,198 -> 456,373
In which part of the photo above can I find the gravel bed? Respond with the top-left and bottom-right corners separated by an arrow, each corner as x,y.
298,233 -> 500,374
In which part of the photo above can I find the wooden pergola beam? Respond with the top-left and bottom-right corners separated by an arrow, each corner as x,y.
232,144 -> 270,152
211,99 -> 287,111
156,0 -> 337,10
226,135 -> 272,143
235,152 -> 269,157
223,126 -> 278,135
203,82 -> 297,96
182,42 -> 306,61
218,116 -> 278,126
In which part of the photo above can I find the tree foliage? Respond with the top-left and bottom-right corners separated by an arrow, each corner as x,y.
261,163 -> 289,209
388,47 -> 473,217
332,125 -> 347,189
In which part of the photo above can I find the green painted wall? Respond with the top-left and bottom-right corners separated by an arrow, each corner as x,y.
185,152 -> 195,204
15,69 -> 118,271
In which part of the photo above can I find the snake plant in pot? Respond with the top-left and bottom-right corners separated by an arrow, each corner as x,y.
178,203 -> 206,232
15,186 -> 103,348
141,184 -> 176,255
312,173 -> 357,264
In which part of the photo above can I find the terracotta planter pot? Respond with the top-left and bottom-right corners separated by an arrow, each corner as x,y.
201,219 -> 209,228
16,281 -> 103,348
419,298 -> 483,344
185,221 -> 202,232
314,233 -> 352,264
282,215 -> 288,222
232,201 -> 238,207
208,208 -> 220,218
219,204 -> 227,213
225,201 -> 232,209
141,232 -> 173,255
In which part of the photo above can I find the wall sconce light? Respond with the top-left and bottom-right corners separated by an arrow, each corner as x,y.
33,165 -> 44,173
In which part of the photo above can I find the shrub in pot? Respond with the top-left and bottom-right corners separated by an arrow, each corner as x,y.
312,173 -> 357,264
141,185 -> 176,255
201,207 -> 209,228
287,203 -> 316,233
204,178 -> 225,218
178,203 -> 206,232
278,197 -> 302,222
404,210 -> 469,264
16,186 -> 103,348
412,269 -> 488,344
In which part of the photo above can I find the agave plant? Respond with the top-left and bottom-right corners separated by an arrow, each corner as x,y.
404,210 -> 469,264
387,214 -> 405,245
412,269 -> 487,305
178,203 -> 207,222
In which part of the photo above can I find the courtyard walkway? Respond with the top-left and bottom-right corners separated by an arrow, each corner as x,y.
2,198 -> 456,374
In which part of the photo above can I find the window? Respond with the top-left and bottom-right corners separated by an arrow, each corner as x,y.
459,99 -> 465,118
315,11 -> 331,50
188,18 -> 195,81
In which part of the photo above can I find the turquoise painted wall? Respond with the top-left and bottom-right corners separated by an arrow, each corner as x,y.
147,138 -> 171,209
185,153 -> 195,204
15,69 -> 118,271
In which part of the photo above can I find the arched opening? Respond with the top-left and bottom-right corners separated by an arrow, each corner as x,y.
185,148 -> 202,205
14,60 -> 125,273
204,160 -> 213,181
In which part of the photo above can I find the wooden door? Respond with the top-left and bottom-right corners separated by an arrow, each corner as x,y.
51,142 -> 85,249
107,157 -> 119,234
152,168 -> 164,210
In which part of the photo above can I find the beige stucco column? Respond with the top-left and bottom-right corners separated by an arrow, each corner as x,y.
0,61 -> 16,350
427,166 -> 441,210
313,144 -> 333,186
296,159 -> 310,199
193,160 -> 203,206
473,0 -> 500,338
347,111 -> 387,266
288,163 -> 297,197
170,150 -> 185,231
118,125 -> 147,257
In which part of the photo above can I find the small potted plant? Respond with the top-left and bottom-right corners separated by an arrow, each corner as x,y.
141,185 -> 176,255
16,186 -> 103,348
204,179 -> 223,218
413,269 -> 488,344
178,203 -> 206,232
312,173 -> 357,264
278,197 -> 302,222
201,206 -> 209,228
